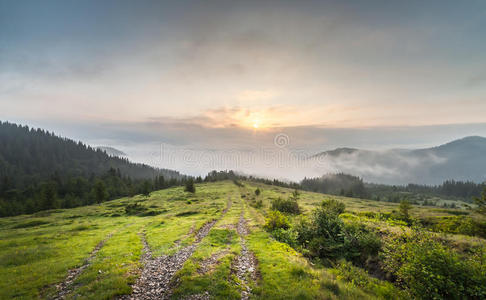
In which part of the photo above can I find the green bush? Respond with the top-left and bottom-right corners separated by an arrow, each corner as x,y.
124,203 -> 145,215
305,212 -> 344,260
343,221 -> 381,265
428,216 -> 486,238
272,228 -> 298,247
184,179 -> 195,193
320,199 -> 345,215
263,210 -> 290,232
382,231 -> 486,299
250,199 -> 263,209
333,260 -> 401,300
271,197 -> 301,214
398,200 -> 412,222
295,201 -> 380,265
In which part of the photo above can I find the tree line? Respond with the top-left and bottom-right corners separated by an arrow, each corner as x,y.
0,121 -> 182,190
0,168 -> 187,217
300,173 -> 485,204
0,121 -> 184,216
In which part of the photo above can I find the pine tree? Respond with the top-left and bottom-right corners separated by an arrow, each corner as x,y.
474,188 -> 486,215
399,199 -> 412,221
141,180 -> 152,196
40,182 -> 58,209
93,180 -> 108,204
185,178 -> 195,193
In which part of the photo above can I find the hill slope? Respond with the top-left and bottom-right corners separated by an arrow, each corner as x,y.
1,181 -> 483,299
312,136 -> 486,185
0,121 -> 181,189
0,121 -> 184,216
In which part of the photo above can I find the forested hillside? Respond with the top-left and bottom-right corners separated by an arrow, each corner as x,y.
301,173 -> 485,206
0,121 -> 184,216
0,121 -> 180,185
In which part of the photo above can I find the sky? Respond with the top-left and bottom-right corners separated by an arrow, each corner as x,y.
1,0 -> 486,178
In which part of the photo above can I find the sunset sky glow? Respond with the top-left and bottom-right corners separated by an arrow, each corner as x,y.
1,0 -> 486,153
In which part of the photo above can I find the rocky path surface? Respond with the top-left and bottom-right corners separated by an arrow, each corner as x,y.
233,211 -> 258,300
51,232 -> 114,300
120,199 -> 232,300
197,249 -> 229,274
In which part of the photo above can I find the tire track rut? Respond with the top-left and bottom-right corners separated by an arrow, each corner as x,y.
121,198 -> 232,300
233,211 -> 258,300
51,232 -> 115,299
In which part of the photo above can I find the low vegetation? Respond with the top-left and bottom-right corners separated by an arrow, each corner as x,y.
0,180 -> 485,299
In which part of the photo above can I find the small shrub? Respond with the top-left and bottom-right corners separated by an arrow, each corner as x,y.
333,261 -> 399,299
264,210 -> 290,232
271,197 -> 301,214
124,203 -> 146,215
272,227 -> 298,247
184,179 -> 195,193
250,199 -> 263,209
139,210 -> 162,216
295,200 -> 380,265
232,179 -> 244,187
358,211 -> 376,219
296,210 -> 345,261
320,199 -> 345,215
290,266 -> 312,279
343,221 -> 381,265
474,187 -> 486,215
255,188 -> 261,196
398,200 -> 412,222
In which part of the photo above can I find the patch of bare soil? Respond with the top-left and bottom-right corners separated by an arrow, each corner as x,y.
232,212 -> 258,300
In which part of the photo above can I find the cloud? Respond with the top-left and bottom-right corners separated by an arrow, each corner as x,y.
237,89 -> 278,102
466,70 -> 486,87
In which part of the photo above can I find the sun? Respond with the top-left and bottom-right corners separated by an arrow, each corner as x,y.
252,120 -> 260,129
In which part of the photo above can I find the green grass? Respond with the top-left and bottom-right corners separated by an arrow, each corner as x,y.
170,190 -> 242,299
65,223 -> 144,299
0,180 -> 484,300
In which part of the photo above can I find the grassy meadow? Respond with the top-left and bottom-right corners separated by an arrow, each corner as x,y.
0,181 -> 484,299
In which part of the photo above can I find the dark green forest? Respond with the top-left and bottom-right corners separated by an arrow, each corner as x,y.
301,173 -> 368,198
0,121 -> 184,216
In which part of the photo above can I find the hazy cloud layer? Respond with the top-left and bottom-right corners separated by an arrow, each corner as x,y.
10,118 -> 485,183
1,0 -> 486,127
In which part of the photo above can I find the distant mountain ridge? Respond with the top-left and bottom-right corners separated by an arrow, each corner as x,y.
312,136 -> 486,185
